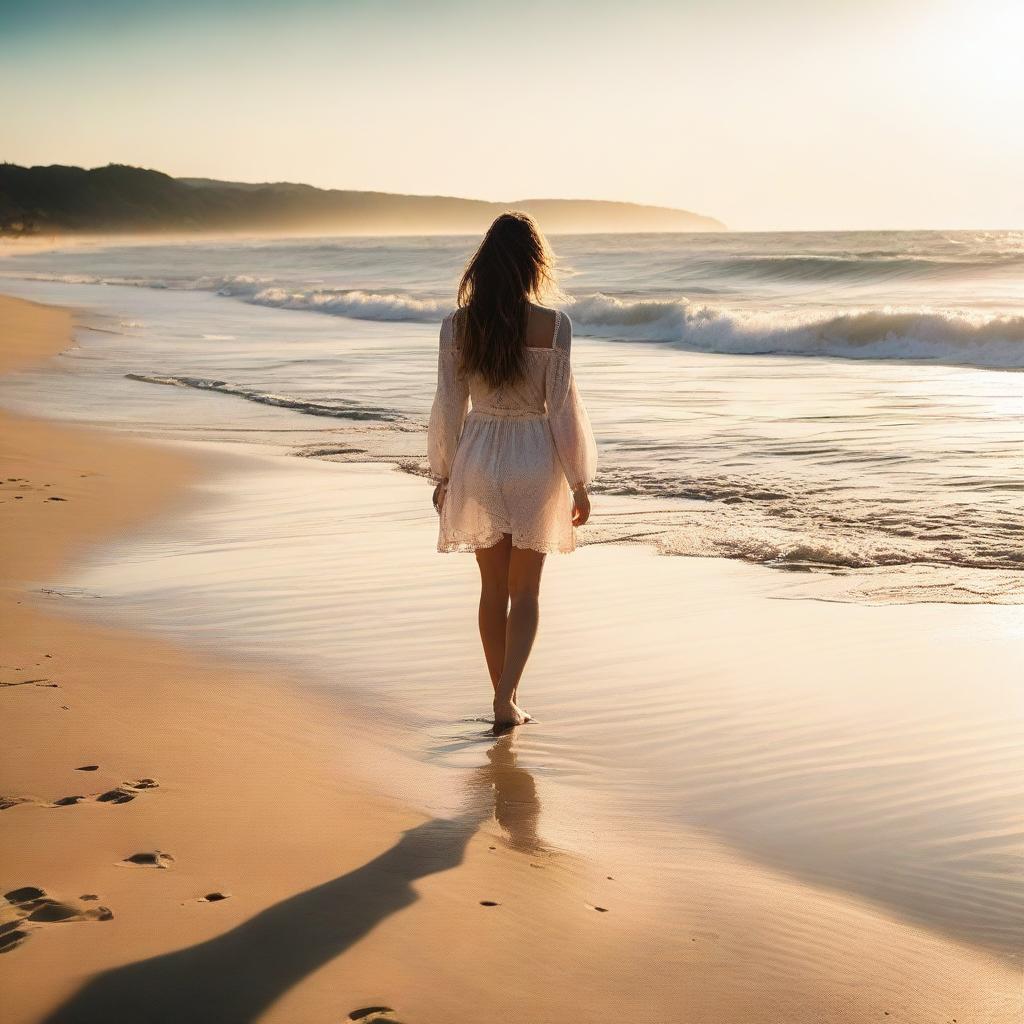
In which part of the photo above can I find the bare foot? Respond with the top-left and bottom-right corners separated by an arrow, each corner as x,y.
493,699 -> 526,728
511,690 -> 533,722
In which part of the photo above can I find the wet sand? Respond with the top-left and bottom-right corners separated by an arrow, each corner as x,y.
1,293 -> 1021,1023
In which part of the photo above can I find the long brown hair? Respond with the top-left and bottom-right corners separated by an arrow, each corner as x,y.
455,212 -> 557,387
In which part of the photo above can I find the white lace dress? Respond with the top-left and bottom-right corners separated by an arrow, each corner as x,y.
427,309 -> 598,554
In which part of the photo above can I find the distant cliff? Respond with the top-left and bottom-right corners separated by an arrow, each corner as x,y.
0,163 -> 725,236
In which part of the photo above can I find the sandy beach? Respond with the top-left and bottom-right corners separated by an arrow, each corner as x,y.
6,0 -> 1023,1016
2,292 -> 1022,1023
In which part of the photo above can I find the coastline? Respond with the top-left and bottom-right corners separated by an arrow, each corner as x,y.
1,293 -> 1021,1023
0,295 -> 628,1023
0,295 -> 742,1024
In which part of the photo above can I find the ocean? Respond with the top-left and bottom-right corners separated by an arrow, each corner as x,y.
1,229 -> 1020,604
2,231 -> 1023,965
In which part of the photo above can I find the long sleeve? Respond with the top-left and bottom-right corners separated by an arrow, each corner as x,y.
545,313 -> 597,490
427,313 -> 470,482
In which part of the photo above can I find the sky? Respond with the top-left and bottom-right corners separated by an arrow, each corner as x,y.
2,0 -> 1022,230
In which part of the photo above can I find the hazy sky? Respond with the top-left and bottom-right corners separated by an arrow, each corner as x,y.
2,0 -> 1022,229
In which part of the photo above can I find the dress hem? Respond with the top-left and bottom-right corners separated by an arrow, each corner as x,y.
437,527 -> 576,555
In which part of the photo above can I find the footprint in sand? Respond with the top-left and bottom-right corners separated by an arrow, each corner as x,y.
0,795 -> 58,810
97,787 -> 136,804
0,923 -> 29,953
1,886 -> 112,953
201,892 -> 231,903
348,1008 -> 404,1023
98,777 -> 159,804
1,777 -> 159,811
121,851 -> 174,869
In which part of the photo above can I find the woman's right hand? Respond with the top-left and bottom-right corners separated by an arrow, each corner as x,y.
433,481 -> 446,514
571,486 -> 591,527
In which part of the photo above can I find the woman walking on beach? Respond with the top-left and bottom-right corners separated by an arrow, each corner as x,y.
428,213 -> 597,729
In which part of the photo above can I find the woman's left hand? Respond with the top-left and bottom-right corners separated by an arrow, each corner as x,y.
433,481 -> 446,514
571,486 -> 591,527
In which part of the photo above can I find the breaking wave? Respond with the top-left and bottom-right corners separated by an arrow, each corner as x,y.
566,294 -> 1024,368
213,279 -> 447,322
214,279 -> 1024,368
10,271 -> 1024,368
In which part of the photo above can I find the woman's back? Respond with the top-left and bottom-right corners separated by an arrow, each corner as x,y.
458,303 -> 560,419
520,304 -> 559,350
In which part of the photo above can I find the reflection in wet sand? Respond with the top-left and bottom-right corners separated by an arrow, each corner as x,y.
469,734 -> 544,855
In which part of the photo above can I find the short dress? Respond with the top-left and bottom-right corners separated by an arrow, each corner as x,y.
427,308 -> 598,554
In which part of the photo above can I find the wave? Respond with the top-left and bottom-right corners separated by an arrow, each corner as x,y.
11,270 -> 1024,367
701,251 -> 1024,284
7,271 -> 449,323
213,279 -> 447,322
124,373 -> 410,423
220,280 -> 1024,368
589,472 -> 1024,575
567,294 -> 1024,368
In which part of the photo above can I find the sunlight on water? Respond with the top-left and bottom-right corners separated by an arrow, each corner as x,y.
51,453 -> 1024,960
1,230 -> 1021,603
3,232 -> 1023,975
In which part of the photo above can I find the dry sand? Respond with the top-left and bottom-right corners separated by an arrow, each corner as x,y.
1,294 -> 1020,1023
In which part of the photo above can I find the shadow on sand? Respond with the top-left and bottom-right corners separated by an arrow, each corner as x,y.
42,734 -> 541,1024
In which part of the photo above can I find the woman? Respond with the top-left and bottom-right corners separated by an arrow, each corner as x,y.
427,213 -> 597,729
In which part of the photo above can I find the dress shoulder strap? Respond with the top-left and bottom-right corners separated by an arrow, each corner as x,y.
551,309 -> 563,350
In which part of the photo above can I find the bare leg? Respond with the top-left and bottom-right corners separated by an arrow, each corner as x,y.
475,535 -> 511,692
493,545 -> 546,727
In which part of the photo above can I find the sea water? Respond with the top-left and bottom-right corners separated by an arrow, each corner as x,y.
2,232 -> 1023,963
2,229 -> 1021,603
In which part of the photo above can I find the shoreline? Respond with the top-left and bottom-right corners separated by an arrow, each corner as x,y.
0,295 -> 630,1023
0,268 -> 1018,610
1,293 -> 1020,1022
1,295 -> 760,1024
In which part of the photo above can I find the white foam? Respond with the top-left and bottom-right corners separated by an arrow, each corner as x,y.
217,280 -> 446,322
8,267 -> 1023,367
566,293 -> 1024,368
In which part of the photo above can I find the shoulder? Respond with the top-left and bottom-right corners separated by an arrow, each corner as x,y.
539,305 -> 570,329
526,303 -> 570,351
441,308 -> 462,347
554,308 -> 572,351
529,302 -> 563,327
